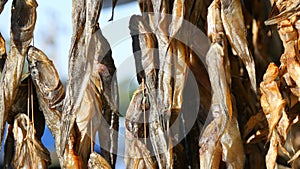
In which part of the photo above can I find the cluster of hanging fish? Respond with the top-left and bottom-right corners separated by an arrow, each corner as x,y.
125,0 -> 254,168
125,0 -> 300,169
2,0 -> 300,168
0,0 -> 119,168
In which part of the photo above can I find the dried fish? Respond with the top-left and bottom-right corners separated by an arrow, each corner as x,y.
130,10 -> 173,168
220,0 -> 257,92
88,152 -> 112,169
260,63 -> 285,139
12,113 -> 51,169
220,103 -> 245,169
0,0 -> 37,149
11,0 -> 37,55
259,63 -> 293,169
60,0 -> 103,155
96,34 -> 119,168
125,88 -> 156,169
27,46 -> 65,163
200,1 -> 245,168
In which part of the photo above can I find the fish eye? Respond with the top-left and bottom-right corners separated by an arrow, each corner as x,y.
31,68 -> 38,76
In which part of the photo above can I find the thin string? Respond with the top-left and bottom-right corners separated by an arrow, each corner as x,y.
30,79 -> 35,139
27,78 -> 34,166
142,78 -> 147,145
90,113 -> 93,153
27,78 -> 31,133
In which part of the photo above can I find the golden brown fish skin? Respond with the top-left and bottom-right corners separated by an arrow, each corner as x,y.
125,88 -> 156,169
27,46 -> 65,164
260,1 -> 300,168
220,0 -> 257,92
0,0 -> 37,151
28,46 -> 89,168
259,63 -> 292,169
60,0 -> 103,155
130,11 -> 173,168
94,28 -> 119,168
200,1 -> 245,168
11,0 -> 37,55
88,152 -> 112,169
11,114 -> 51,169
63,134 -> 83,169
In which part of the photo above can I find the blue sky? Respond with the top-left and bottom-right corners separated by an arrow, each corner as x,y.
0,1 -> 140,168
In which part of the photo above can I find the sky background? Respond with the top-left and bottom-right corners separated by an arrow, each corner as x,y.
0,0 -> 140,168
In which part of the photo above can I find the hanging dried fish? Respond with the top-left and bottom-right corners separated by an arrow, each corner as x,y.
219,102 -> 245,169
93,27 -> 119,168
11,113 -> 51,169
260,63 -> 285,138
220,0 -> 257,92
27,46 -> 65,164
260,63 -> 291,169
60,0 -> 103,154
129,11 -> 172,168
0,0 -> 37,149
88,152 -> 112,169
200,0 -> 245,168
125,87 -> 156,169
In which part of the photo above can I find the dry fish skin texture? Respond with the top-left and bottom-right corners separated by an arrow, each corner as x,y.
63,133 -> 83,169
12,114 -> 51,169
93,28 -> 119,168
260,63 -> 286,139
200,0 -> 245,168
124,88 -> 156,169
0,0 -> 37,152
60,0 -> 103,156
220,0 -> 257,92
88,152 -> 112,169
28,46 -> 64,108
27,46 -> 64,164
11,0 -> 37,55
